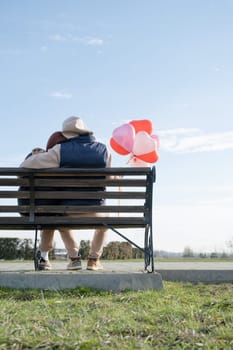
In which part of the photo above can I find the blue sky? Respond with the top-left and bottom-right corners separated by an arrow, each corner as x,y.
1,0 -> 233,253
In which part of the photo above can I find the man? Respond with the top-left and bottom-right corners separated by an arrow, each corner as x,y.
20,116 -> 111,271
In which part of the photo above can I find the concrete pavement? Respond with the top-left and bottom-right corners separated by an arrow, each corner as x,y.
1,260 -> 233,271
0,260 -> 232,290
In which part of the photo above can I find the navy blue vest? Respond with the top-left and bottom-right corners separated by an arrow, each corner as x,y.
60,135 -> 108,168
60,135 -> 108,206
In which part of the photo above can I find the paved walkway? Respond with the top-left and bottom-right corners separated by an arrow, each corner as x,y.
0,260 -> 232,272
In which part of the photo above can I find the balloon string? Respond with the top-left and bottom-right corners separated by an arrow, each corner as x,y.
118,186 -> 121,216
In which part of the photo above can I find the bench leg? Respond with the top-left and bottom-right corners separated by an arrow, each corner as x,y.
33,227 -> 40,271
144,224 -> 154,273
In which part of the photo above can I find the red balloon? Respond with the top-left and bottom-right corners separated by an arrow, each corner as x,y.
129,119 -> 153,135
136,150 -> 159,163
110,137 -> 130,155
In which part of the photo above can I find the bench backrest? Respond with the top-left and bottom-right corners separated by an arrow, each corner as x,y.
0,167 -> 155,230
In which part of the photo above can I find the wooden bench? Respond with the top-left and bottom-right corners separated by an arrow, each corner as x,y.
0,167 -> 156,272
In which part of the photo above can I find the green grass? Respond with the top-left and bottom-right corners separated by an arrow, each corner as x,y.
0,282 -> 232,349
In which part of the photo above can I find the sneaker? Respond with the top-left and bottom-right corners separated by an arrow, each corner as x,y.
38,258 -> 52,271
67,256 -> 82,270
87,258 -> 103,271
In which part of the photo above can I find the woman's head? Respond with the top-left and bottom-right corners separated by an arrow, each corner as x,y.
46,131 -> 67,151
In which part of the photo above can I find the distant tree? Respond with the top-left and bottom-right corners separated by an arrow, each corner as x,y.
79,240 -> 91,259
132,247 -> 144,259
182,246 -> 194,258
119,242 -> 132,259
220,252 -> 228,259
102,241 -> 120,260
210,252 -> 218,259
199,252 -> 207,259
17,239 -> 34,259
226,237 -> 233,251
0,238 -> 20,259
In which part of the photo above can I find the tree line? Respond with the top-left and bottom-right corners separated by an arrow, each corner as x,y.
0,238 -> 144,260
182,245 -> 233,259
0,238 -> 34,260
1,238 -> 232,261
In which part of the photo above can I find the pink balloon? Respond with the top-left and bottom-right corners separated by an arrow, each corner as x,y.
132,131 -> 156,156
112,123 -> 135,153
151,134 -> 160,149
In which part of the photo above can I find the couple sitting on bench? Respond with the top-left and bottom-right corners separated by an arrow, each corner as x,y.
20,116 -> 112,271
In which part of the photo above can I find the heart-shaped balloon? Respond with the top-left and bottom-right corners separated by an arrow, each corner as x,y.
110,137 -> 130,155
132,131 -> 159,163
133,131 -> 156,155
129,119 -> 153,135
112,123 -> 135,153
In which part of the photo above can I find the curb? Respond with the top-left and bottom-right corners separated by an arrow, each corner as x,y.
0,271 -> 164,291
156,269 -> 233,283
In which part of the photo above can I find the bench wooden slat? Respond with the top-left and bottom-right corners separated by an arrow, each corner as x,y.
0,178 -> 27,186
0,216 -> 147,228
34,178 -> 147,187
0,205 -> 145,213
0,178 -> 147,187
0,167 -> 153,176
0,191 -> 146,200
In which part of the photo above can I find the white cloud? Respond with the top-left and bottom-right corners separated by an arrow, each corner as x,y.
83,37 -> 104,46
49,34 -> 67,41
49,92 -> 72,99
158,128 -> 200,136
49,34 -> 104,46
159,128 -> 233,153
